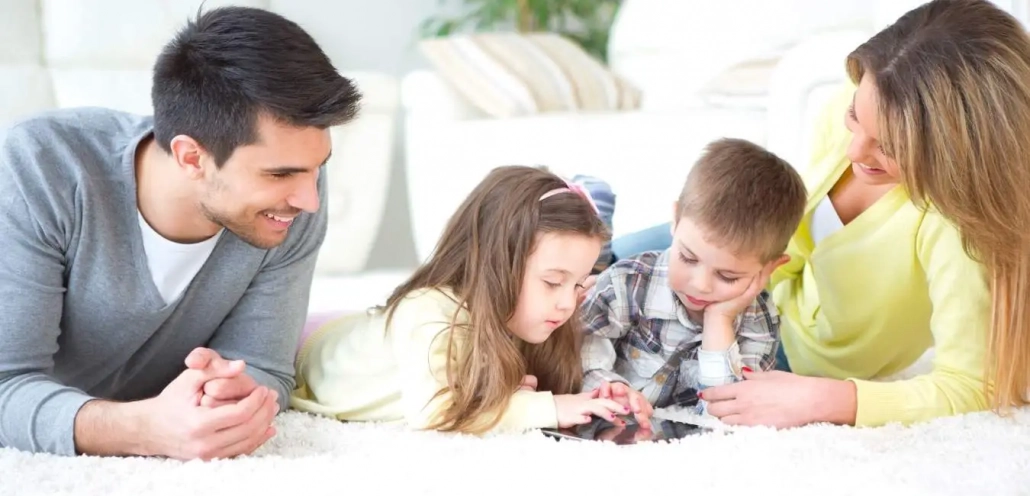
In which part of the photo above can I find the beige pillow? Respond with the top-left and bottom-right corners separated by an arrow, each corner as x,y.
419,32 -> 641,118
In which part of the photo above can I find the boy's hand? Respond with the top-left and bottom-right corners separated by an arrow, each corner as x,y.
704,255 -> 789,324
577,275 -> 597,305
518,375 -> 538,392
597,381 -> 653,430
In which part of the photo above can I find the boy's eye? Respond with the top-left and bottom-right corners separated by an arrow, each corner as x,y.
677,253 -> 697,264
270,172 -> 293,180
718,274 -> 739,283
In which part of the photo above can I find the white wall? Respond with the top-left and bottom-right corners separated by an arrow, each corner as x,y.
312,0 -> 1030,271
288,0 -> 456,270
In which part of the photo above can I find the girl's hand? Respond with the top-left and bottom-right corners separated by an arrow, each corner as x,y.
596,381 -> 653,429
518,375 -> 538,392
554,391 -> 628,428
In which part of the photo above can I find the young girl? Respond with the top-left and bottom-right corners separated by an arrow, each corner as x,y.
290,165 -> 629,434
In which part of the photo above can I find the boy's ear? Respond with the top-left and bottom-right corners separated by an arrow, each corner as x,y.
771,254 -> 791,269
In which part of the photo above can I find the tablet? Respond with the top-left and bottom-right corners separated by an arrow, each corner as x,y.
541,415 -> 713,444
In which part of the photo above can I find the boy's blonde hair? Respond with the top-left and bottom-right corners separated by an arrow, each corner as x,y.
676,138 -> 807,263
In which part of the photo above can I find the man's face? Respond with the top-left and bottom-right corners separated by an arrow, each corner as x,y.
198,115 -> 331,249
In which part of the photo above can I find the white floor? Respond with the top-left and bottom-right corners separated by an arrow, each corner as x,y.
4,406 -> 1029,495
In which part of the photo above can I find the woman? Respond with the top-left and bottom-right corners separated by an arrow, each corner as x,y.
609,0 -> 1030,428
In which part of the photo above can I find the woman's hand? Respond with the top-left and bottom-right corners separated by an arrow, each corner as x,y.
699,370 -> 857,428
554,390 -> 629,428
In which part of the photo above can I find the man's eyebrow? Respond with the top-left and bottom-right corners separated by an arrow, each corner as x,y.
263,150 -> 332,175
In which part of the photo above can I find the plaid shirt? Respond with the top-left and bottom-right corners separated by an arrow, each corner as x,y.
580,249 -> 780,408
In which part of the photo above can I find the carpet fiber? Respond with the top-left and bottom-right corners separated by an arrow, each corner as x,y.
3,406 -> 1030,496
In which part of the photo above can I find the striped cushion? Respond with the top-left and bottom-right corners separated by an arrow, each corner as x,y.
419,32 -> 641,118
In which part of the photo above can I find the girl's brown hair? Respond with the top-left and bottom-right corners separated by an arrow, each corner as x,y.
847,0 -> 1030,409
384,165 -> 610,433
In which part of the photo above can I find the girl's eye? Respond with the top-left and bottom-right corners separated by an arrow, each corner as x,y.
847,104 -> 858,121
545,281 -> 561,288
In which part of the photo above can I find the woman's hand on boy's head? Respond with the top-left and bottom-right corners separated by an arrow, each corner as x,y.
704,255 -> 790,324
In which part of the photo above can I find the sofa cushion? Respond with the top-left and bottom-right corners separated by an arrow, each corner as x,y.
419,32 -> 641,118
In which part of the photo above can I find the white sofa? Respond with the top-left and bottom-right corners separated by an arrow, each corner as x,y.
400,0 -> 877,263
0,0 -> 399,275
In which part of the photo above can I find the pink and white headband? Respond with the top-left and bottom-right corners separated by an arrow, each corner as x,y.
539,180 -> 600,214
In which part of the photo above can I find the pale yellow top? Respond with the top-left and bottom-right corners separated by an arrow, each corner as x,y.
771,84 -> 992,427
290,287 -> 559,432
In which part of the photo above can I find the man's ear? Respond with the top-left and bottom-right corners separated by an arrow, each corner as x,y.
169,135 -> 208,180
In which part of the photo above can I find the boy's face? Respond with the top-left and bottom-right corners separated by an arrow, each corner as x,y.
667,216 -> 765,315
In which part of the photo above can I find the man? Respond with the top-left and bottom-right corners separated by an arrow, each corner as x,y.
0,6 -> 361,459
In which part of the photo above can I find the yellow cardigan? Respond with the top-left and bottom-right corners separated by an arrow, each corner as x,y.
771,84 -> 992,427
290,287 -> 559,432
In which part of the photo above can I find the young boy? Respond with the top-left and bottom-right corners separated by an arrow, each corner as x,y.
579,138 -> 807,420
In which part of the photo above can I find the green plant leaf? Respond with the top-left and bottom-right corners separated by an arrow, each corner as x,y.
417,0 -> 622,60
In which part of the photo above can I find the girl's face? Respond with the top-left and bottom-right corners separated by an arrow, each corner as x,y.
508,232 -> 601,344
844,73 -> 902,185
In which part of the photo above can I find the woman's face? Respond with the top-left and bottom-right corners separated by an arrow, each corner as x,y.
844,73 -> 901,185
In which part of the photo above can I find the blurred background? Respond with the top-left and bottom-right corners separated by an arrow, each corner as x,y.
2,0 -> 1027,313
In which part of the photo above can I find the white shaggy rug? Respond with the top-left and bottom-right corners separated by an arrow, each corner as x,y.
3,406 -> 1030,496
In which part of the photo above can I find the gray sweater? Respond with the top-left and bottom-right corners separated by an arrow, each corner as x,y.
0,108 -> 327,456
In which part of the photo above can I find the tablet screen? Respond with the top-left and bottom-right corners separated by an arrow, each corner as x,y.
542,415 -> 712,444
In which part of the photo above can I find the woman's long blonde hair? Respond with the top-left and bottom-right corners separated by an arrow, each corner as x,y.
383,165 -> 610,434
847,0 -> 1030,410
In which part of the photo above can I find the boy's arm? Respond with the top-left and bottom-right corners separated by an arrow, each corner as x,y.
698,291 -> 779,388
580,269 -> 634,391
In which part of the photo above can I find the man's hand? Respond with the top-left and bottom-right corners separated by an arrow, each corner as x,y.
74,353 -> 279,460
139,363 -> 278,460
596,381 -> 653,430
185,348 -> 258,408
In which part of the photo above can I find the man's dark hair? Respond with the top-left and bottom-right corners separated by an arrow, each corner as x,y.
151,6 -> 362,166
